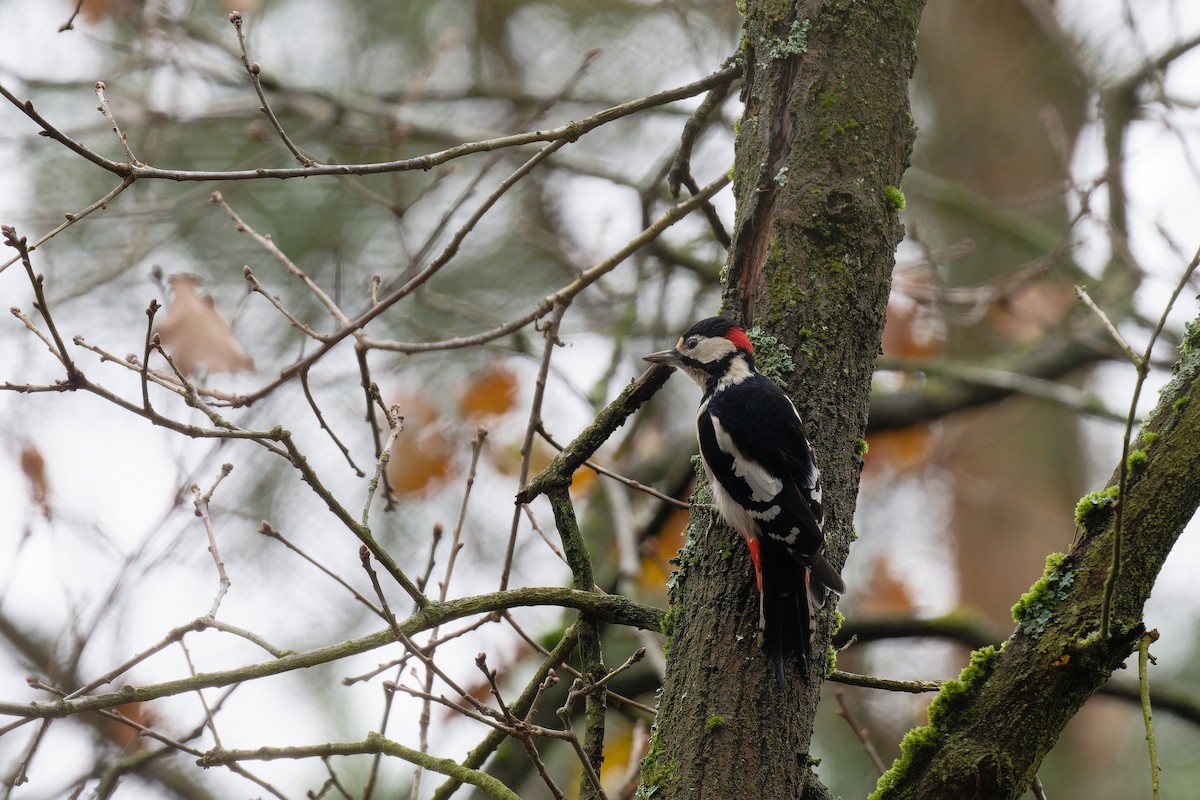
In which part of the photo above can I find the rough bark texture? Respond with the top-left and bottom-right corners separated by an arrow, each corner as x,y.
640,1 -> 924,798
870,321 -> 1200,798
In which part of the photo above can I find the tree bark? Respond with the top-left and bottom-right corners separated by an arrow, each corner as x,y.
639,1 -> 924,797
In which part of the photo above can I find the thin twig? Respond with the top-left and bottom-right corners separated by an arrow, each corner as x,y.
192,464 -> 235,618
57,0 -> 85,31
0,64 -> 742,182
539,424 -> 690,509
228,11 -> 316,167
94,81 -> 139,164
0,177 -> 134,274
1074,285 -> 1139,365
360,547 -> 403,640
179,639 -> 223,748
1139,629 -> 1162,800
1096,243 -> 1200,640
300,368 -> 364,476
257,521 -> 382,616
501,303 -> 567,590
833,688 -> 887,775
363,404 -> 404,526
11,718 -> 51,785
212,191 -> 350,326
141,300 -> 159,412
242,265 -> 326,340
558,680 -> 611,800
4,226 -> 81,382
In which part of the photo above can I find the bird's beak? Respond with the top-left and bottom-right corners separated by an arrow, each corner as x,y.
643,348 -> 681,366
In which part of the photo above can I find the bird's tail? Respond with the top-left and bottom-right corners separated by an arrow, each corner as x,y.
759,542 -> 843,686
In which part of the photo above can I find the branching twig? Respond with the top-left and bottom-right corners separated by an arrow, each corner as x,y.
1091,243 -> 1200,640
538,424 -> 690,509
0,177 -> 134,274
199,733 -> 522,800
0,64 -> 742,182
228,11 -> 316,167
212,190 -> 350,326
191,463 -> 235,618
501,302 -> 567,590
833,688 -> 887,775
94,81 -> 139,165
4,225 -> 81,382
257,521 -> 382,616
363,404 -> 404,526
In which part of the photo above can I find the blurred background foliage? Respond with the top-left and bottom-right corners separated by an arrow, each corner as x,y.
2,0 -> 1200,798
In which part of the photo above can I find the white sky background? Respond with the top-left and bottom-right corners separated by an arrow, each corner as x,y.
1,0 -> 1200,798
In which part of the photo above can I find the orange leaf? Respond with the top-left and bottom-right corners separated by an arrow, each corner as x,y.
863,426 -> 931,477
386,393 -> 454,495
458,363 -> 519,420
638,507 -> 691,595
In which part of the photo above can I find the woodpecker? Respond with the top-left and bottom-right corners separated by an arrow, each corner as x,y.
645,316 -> 845,685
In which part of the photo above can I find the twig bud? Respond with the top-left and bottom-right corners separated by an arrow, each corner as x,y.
228,10 -> 242,23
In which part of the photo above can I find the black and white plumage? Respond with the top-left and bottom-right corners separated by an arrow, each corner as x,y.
645,316 -> 845,685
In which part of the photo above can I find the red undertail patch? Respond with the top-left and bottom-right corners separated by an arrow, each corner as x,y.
747,537 -> 764,592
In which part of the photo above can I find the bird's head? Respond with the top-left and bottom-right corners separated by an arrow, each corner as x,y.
644,316 -> 754,390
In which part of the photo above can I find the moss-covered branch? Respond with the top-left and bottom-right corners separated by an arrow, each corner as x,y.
516,364 -> 673,502
872,318 -> 1200,799
0,587 -> 662,721
546,486 -> 607,800
199,731 -> 520,800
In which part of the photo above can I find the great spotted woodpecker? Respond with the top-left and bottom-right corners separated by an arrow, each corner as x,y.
645,316 -> 845,685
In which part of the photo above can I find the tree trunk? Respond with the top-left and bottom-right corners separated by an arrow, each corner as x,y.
639,1 -> 924,797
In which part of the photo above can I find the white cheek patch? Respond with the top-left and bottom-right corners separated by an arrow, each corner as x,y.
711,416 -> 783,502
716,357 -> 752,391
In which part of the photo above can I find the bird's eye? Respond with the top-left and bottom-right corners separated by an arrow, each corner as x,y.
684,337 -> 699,350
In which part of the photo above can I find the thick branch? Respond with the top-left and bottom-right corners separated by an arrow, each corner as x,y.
0,587 -> 661,721
873,317 -> 1200,798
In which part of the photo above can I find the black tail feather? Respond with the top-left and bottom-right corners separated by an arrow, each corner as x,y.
758,538 -> 818,686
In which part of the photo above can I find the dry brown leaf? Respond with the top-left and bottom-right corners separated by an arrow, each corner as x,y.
154,274 -> 254,376
987,277 -> 1074,344
19,444 -> 51,521
107,701 -> 155,750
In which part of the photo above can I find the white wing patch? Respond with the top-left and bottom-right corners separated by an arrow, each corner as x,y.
749,504 -> 781,521
711,416 -> 783,502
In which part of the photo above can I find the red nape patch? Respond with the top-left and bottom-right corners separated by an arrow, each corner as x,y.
724,326 -> 753,353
